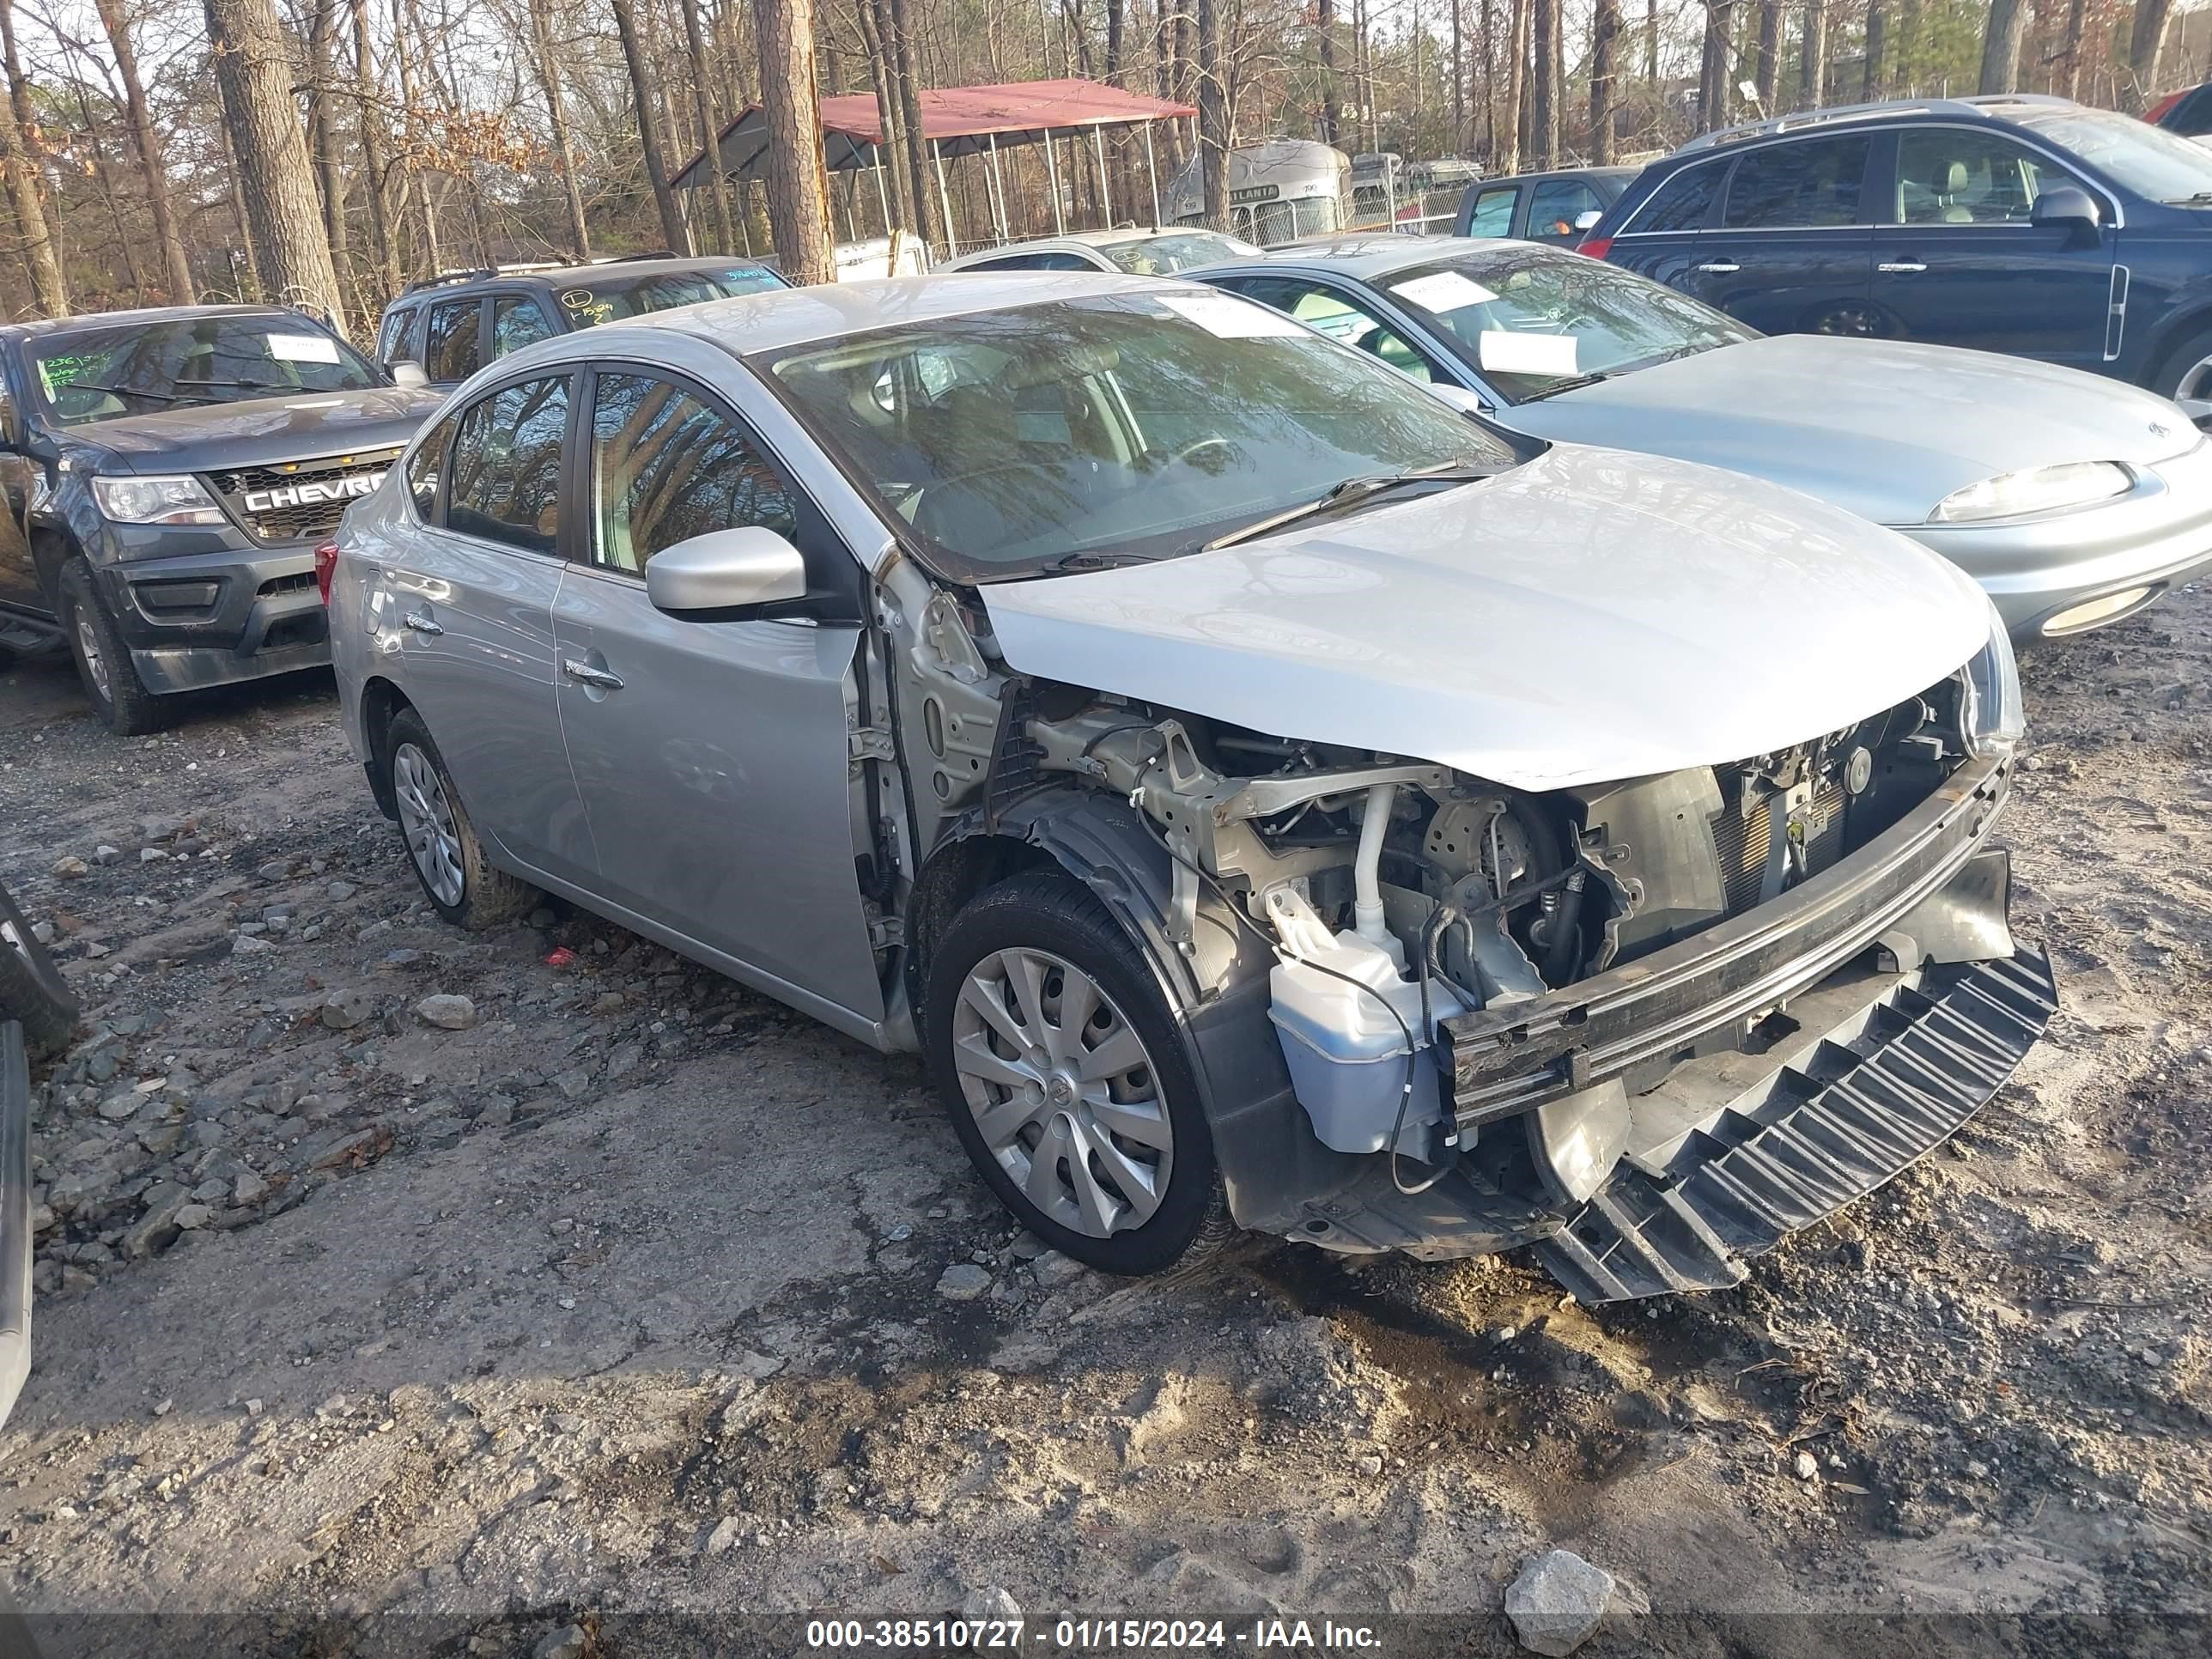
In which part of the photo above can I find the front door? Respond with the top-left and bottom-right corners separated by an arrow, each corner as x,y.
1870,126 -> 2116,371
1693,133 -> 1877,337
550,366 -> 882,1025
0,368 -> 39,615
391,371 -> 594,883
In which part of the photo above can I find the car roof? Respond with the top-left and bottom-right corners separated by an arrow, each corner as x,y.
941,228 -> 1206,266
386,254 -> 779,307
1201,234 -> 1513,279
1479,166 -> 1638,185
0,303 -> 305,343
545,271 -> 1194,356
1675,91 -> 2075,155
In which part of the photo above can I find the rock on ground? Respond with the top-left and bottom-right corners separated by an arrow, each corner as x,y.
960,1586 -> 1022,1623
416,993 -> 477,1030
1504,1550 -> 1615,1657
936,1263 -> 991,1302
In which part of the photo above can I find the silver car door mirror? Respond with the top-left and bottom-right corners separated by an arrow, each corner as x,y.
1424,381 -> 1496,417
645,526 -> 810,616
390,360 -> 430,391
1573,209 -> 1604,232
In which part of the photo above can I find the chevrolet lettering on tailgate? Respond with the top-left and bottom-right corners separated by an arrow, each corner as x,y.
241,471 -> 387,514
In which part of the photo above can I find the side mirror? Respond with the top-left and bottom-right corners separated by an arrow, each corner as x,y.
646,526 -> 809,617
2030,185 -> 2101,233
1424,382 -> 1496,417
1573,210 -> 1604,233
390,360 -> 430,391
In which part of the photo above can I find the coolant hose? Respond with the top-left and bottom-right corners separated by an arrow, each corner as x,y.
1354,783 -> 1397,948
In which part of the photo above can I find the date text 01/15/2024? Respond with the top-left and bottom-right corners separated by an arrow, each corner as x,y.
803,1619 -> 1383,1650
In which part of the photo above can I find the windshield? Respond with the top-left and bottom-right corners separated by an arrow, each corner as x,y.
1376,249 -> 1754,401
558,264 -> 787,326
28,315 -> 381,426
1098,232 -> 1261,275
761,291 -> 1518,580
2009,104 -> 2212,204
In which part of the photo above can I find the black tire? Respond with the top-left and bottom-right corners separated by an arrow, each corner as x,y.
924,869 -> 1227,1276
58,558 -> 168,736
0,880 -> 78,1064
380,707 -> 539,930
2149,324 -> 2212,405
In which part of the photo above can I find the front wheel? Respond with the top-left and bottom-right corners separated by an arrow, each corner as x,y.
0,881 -> 78,1063
924,870 -> 1225,1275
2151,325 -> 2212,421
380,708 -> 539,930
58,559 -> 167,736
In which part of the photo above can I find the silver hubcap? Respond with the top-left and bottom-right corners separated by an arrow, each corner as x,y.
2174,354 -> 2212,422
75,611 -> 109,702
392,742 -> 465,907
2,917 -> 30,965
951,946 -> 1171,1238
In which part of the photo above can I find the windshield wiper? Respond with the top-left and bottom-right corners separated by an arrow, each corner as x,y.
1030,549 -> 1161,576
1518,369 -> 1613,403
2166,191 -> 2212,206
63,381 -> 181,404
173,378 -> 286,391
1202,462 -> 1497,551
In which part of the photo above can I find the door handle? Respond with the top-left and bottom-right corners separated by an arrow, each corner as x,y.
401,611 -> 443,636
1696,260 -> 1741,274
562,658 -> 625,690
1877,259 -> 1928,274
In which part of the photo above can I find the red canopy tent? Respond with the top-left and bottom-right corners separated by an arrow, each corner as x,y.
672,77 -> 1198,254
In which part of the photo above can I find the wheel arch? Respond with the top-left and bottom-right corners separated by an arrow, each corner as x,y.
2136,297 -> 2212,388
357,676 -> 413,821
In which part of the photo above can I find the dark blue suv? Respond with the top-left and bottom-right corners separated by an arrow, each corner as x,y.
1582,94 -> 2212,417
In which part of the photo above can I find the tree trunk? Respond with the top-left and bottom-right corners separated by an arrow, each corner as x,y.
72,79 -> 143,305
885,0 -> 935,248
2127,0 -> 2174,111
1698,0 -> 1734,131
1590,0 -> 1619,164
350,0 -> 397,294
1863,0 -> 1887,100
307,1 -> 350,265
2060,0 -> 2087,98
856,0 -> 914,237
1644,0 -> 1658,87
1979,0 -> 2027,96
391,0 -> 438,274
751,0 -> 835,283
0,0 -> 63,314
1196,0 -> 1227,228
1497,0 -> 1525,175
611,0 -> 690,253
94,0 -> 194,303
525,0 -> 590,259
1317,0 -> 1340,146
205,0 -> 344,329
1754,0 -> 1780,104
1531,0 -> 1557,167
679,0 -> 737,252
1799,0 -> 1827,106
1451,0 -> 1464,154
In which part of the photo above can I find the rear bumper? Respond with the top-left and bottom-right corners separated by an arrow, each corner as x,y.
94,544 -> 329,693
0,1022 -> 33,1430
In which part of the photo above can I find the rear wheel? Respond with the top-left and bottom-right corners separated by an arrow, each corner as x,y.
380,708 -> 538,930
58,559 -> 167,736
0,881 -> 77,1064
2152,325 -> 2212,422
924,870 -> 1225,1275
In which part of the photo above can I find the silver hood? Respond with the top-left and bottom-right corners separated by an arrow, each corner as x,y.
1503,334 -> 2202,526
981,444 -> 1990,791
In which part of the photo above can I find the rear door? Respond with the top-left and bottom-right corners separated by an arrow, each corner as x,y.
550,364 -> 882,1024
387,371 -> 594,883
1458,182 -> 1520,238
1525,176 -> 1609,244
1869,125 -> 2117,371
1602,158 -> 1729,290
0,356 -> 40,614
1693,134 -> 1877,336
422,295 -> 489,389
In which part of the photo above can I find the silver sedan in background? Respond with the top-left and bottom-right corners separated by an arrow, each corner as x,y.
1197,235 -> 2212,641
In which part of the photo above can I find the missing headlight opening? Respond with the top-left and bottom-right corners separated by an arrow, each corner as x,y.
1018,642 -> 2054,1301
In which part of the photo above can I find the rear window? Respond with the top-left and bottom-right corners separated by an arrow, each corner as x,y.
1629,163 -> 1726,233
1723,136 -> 1870,229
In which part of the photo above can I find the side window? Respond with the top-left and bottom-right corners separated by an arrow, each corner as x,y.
406,424 -> 447,520
587,373 -> 797,574
1527,179 -> 1605,239
1465,185 -> 1516,237
1272,283 -> 1435,384
425,299 -> 484,383
1723,137 -> 1871,229
493,296 -> 557,357
1895,129 -> 2067,225
375,306 -> 412,364
1630,164 -> 1725,233
446,375 -> 571,553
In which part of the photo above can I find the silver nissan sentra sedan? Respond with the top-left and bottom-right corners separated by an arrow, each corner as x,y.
329,274 -> 2055,1304
1196,235 -> 2212,641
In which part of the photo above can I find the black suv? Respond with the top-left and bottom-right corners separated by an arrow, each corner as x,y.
375,253 -> 787,389
1583,94 -> 2212,406
0,306 -> 438,732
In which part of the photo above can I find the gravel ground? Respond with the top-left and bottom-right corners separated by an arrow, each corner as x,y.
1,592 -> 2209,1659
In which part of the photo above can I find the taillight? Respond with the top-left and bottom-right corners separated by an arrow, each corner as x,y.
1575,235 -> 1614,261
313,540 -> 339,605
2146,89 -> 2185,125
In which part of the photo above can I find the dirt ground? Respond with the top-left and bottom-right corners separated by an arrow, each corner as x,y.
1,586 -> 2208,1659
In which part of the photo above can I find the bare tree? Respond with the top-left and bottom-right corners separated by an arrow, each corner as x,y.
751,0 -> 834,283
1863,0 -> 1887,100
306,2 -> 351,267
0,0 -> 64,314
205,0 -> 344,325
94,0 -> 193,304
1799,0 -> 1827,106
1496,0 -> 1525,174
1979,0 -> 2027,95
1195,0 -> 1226,228
1316,0 -> 1340,146
1589,0 -> 1618,164
610,0 -> 690,253
1754,0 -> 1780,106
885,0 -> 935,247
678,0 -> 737,251
1531,0 -> 1556,167
2127,0 -> 2175,111
1697,0 -> 1733,131
2060,0 -> 2088,99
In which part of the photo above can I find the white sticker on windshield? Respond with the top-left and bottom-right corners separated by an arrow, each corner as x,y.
267,331 -> 340,365
1159,294 -> 1305,339
1389,270 -> 1498,312
1478,331 -> 1579,375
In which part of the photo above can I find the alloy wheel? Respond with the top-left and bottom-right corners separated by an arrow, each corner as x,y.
2173,353 -> 2212,423
392,742 -> 465,908
74,609 -> 110,703
950,946 -> 1172,1238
